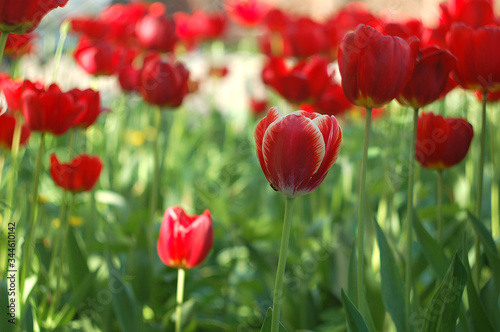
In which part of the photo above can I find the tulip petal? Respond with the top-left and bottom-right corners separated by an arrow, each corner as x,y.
185,210 -> 213,268
255,107 -> 282,182
262,112 -> 325,197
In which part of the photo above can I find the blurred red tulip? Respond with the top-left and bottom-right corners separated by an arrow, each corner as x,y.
175,10 -> 227,49
99,1 -> 149,45
263,8 -> 290,32
157,206 -> 213,269
250,97 -> 268,116
73,37 -> 122,76
440,0 -> 494,28
2,32 -> 35,57
70,17 -> 109,40
136,3 -> 177,53
0,0 -> 69,33
21,84 -> 84,136
398,46 -> 457,109
50,154 -> 103,192
416,112 -> 473,170
254,107 -> 342,197
138,55 -> 190,108
382,19 -> 424,40
284,17 -> 327,58
224,0 -> 270,27
314,82 -> 353,116
262,56 -> 330,103
68,88 -> 102,128
0,113 -> 30,149
2,78 -> 43,112
208,65 -> 229,78
338,24 -> 417,108
447,23 -> 500,91
118,64 -> 141,93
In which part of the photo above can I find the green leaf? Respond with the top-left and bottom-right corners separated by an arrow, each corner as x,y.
67,228 -> 90,289
422,253 -> 467,332
260,307 -> 288,332
52,271 -> 98,328
467,211 -> 500,288
374,219 -> 406,332
479,279 -> 500,329
341,289 -> 369,332
413,216 -> 448,279
107,259 -> 141,332
347,244 -> 358,305
0,280 -> 15,332
462,253 -> 495,332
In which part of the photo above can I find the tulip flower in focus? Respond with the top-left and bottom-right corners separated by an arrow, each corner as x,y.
255,107 -> 342,197
0,113 -> 31,149
398,46 -> 457,109
138,55 -> 190,108
415,112 -> 474,170
21,84 -> 84,136
338,24 -> 417,108
0,0 -> 69,33
447,23 -> 500,92
50,154 -> 103,192
157,206 -> 213,269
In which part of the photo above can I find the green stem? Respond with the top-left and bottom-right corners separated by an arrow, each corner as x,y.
3,115 -> 23,228
67,129 -> 75,159
474,90 -> 487,286
20,133 -> 45,295
0,32 -> 9,68
437,170 -> 444,245
149,107 -> 162,223
175,268 -> 185,332
271,196 -> 296,332
357,108 -> 372,312
405,107 -> 419,332
51,20 -> 70,83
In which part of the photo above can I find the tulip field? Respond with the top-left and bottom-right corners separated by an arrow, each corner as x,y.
1,0 -> 500,331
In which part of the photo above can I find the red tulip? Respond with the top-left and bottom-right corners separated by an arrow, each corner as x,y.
136,3 -> 177,53
1,78 -> 43,112
262,56 -> 330,103
313,82 -> 353,116
0,113 -> 30,149
157,206 -> 213,269
398,46 -> 457,109
447,23 -> 500,91
382,19 -> 424,40
0,0 -> 69,34
440,0 -> 494,28
174,10 -> 227,49
284,17 -> 327,58
21,84 -> 84,136
73,37 -> 122,76
263,8 -> 290,32
2,32 -> 35,57
250,97 -> 268,116
138,55 -> 190,108
416,112 -> 473,170
68,88 -> 102,128
118,64 -> 141,93
98,1 -> 149,45
50,154 -> 103,192
254,107 -> 342,197
70,17 -> 109,40
224,0 -> 270,27
338,24 -> 417,108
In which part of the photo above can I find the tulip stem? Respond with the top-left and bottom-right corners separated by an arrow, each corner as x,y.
51,20 -> 70,83
0,32 -> 9,68
405,107 -> 419,332
357,107 -> 372,312
271,196 -> 295,332
149,106 -> 162,223
3,115 -> 23,229
175,268 -> 185,332
437,170 -> 444,245
474,90 -> 487,286
20,133 -> 45,297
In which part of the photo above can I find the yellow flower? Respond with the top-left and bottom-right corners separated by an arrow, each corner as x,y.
52,218 -> 60,229
128,130 -> 146,147
69,216 -> 83,227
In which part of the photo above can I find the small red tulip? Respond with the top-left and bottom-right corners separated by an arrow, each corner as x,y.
21,84 -> 84,136
157,207 -> 213,269
50,154 -> 103,192
255,107 -> 342,197
98,1 -> 149,45
284,17 -> 327,58
118,64 -> 141,93
136,3 -> 177,53
338,24 -> 417,108
68,88 -> 102,128
0,113 -> 30,150
73,37 -> 122,76
174,10 -> 227,49
447,23 -> 500,91
250,97 -> 268,116
224,0 -> 270,27
2,78 -> 43,112
0,0 -> 69,34
70,17 -> 109,40
398,46 -> 457,109
416,112 -> 473,170
138,55 -> 190,108
313,82 -> 353,116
